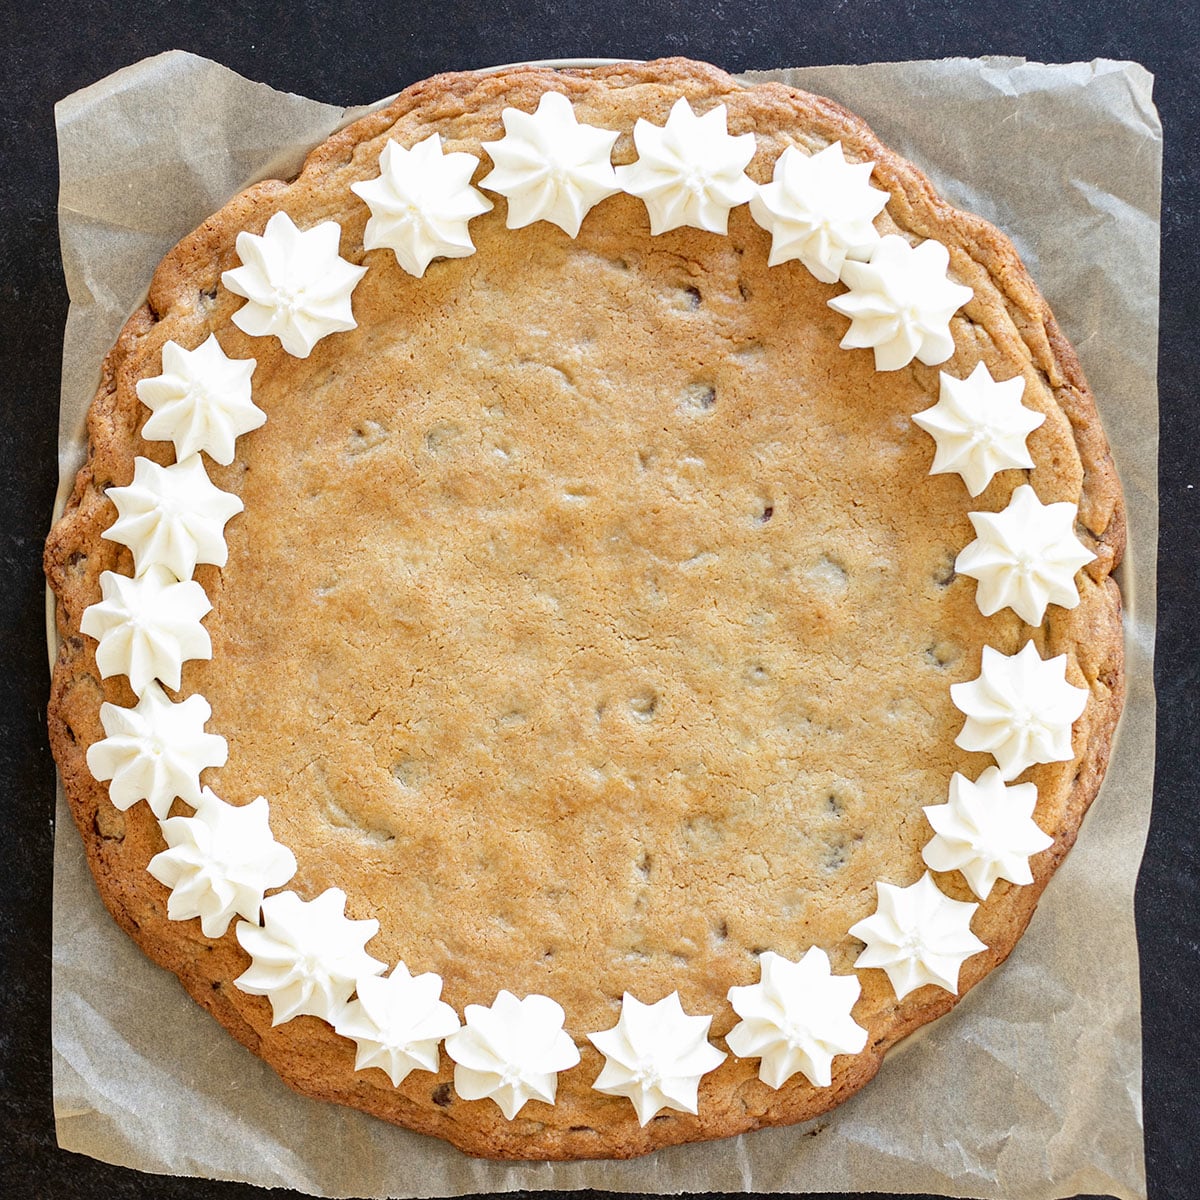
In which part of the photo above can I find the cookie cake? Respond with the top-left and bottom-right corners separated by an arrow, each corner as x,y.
45,57 -> 1125,1160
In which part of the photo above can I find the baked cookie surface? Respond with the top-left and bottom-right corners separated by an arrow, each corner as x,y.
46,58 -> 1124,1159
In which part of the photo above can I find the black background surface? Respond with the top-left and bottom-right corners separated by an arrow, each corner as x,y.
2,3 -> 1197,1199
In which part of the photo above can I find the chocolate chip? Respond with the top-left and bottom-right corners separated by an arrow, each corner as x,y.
680,383 -> 716,411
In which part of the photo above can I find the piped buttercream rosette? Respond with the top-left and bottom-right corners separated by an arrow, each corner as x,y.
850,873 -> 987,1000
136,335 -> 263,465
443,991 -> 581,1119
726,949 -> 868,1089
86,683 -> 227,818
102,454 -> 243,581
148,788 -> 297,937
951,642 -> 1089,781
922,768 -> 1054,900
616,97 -> 757,235
956,484 -> 1096,625
829,234 -> 973,371
222,211 -> 367,359
81,565 -> 212,696
912,363 -> 1045,496
352,134 -> 493,276
481,91 -> 620,237
234,888 -> 386,1025
588,992 -> 725,1125
334,963 -> 462,1087
749,140 -> 887,282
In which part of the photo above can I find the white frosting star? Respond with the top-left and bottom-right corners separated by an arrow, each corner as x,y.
588,991 -> 725,1125
148,788 -> 297,938
80,565 -> 212,695
748,141 -> 887,283
443,990 -> 580,1119
101,454 -> 243,581
480,91 -> 619,238
849,873 -> 986,1000
950,641 -> 1089,781
912,363 -> 1045,496
334,963 -> 461,1087
235,888 -> 385,1025
222,212 -> 367,358
922,767 -> 1054,900
616,97 -> 757,235
351,134 -> 493,276
955,484 -> 1096,625
85,682 -> 227,818
136,335 -> 263,466
828,234 -> 973,371
726,948 -> 867,1089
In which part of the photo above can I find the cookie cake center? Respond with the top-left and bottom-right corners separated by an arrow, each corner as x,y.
190,204 -> 981,1029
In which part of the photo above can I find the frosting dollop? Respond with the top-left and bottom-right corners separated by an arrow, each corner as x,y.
222,212 -> 367,358
334,962 -> 461,1087
726,948 -> 868,1089
849,872 -> 986,1000
955,484 -> 1096,624
80,565 -> 212,695
616,97 -> 757,235
351,134 -> 492,276
912,363 -> 1045,496
480,91 -> 619,238
234,888 -> 385,1025
748,141 -> 887,283
828,234 -> 973,370
136,335 -> 263,466
102,454 -> 243,581
588,991 -> 725,1125
950,641 -> 1089,781
85,682 -> 227,817
444,990 -> 580,1119
922,767 -> 1053,899
147,788 -> 296,937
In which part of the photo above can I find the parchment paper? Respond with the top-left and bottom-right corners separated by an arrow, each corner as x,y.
50,52 -> 1160,1200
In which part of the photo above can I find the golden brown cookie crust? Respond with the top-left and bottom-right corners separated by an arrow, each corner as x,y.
46,58 -> 1124,1160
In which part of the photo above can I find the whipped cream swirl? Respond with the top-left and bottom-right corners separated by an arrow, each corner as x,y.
444,990 -> 580,1119
235,888 -> 385,1025
148,788 -> 296,937
616,98 -> 757,235
849,872 -> 986,1000
352,134 -> 492,276
222,212 -> 367,358
912,363 -> 1045,496
726,948 -> 868,1089
481,91 -> 620,237
749,141 -> 887,282
956,484 -> 1095,625
86,682 -> 227,818
922,767 -> 1054,900
102,454 -> 243,581
828,234 -> 973,370
588,991 -> 725,1125
81,565 -> 212,695
136,335 -> 263,466
334,963 -> 461,1087
951,641 -> 1089,781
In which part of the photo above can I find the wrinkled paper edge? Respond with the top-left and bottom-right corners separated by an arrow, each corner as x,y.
48,51 -> 1159,1200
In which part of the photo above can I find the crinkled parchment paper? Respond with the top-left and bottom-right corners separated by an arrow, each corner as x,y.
49,51 -> 1159,1200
